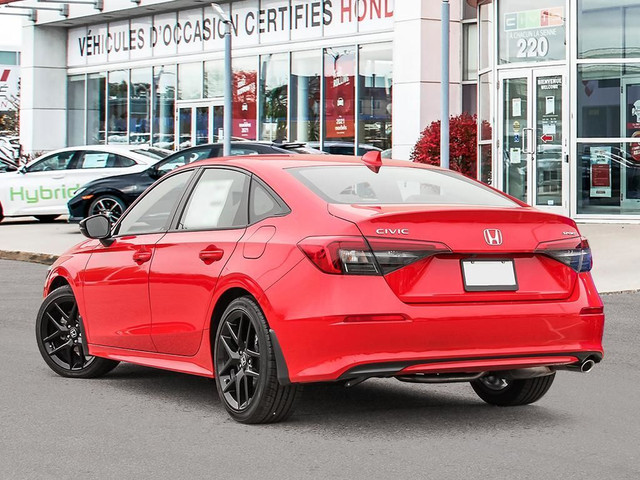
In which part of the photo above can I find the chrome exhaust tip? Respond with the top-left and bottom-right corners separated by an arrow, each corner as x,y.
580,359 -> 596,373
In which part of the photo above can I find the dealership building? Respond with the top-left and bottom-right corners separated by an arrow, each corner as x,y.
6,0 -> 640,221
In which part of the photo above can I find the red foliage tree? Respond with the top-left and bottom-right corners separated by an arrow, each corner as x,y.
411,113 -> 478,178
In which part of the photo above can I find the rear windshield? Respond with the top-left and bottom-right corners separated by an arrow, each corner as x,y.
289,166 -> 517,207
132,148 -> 170,160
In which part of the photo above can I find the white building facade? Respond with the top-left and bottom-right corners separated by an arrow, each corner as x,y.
19,0 -> 469,162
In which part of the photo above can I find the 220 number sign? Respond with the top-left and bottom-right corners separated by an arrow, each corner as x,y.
516,36 -> 549,58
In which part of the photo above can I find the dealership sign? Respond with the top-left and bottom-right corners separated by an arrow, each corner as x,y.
68,0 -> 394,67
502,6 -> 565,64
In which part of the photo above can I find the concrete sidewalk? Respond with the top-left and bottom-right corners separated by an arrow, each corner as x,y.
0,217 -> 638,293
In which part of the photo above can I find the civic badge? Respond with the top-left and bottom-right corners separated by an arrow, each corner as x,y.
483,229 -> 503,246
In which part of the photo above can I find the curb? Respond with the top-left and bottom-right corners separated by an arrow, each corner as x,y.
0,250 -> 59,265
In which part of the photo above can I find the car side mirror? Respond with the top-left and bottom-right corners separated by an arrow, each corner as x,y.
79,215 -> 114,246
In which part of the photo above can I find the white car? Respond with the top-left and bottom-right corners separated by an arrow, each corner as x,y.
0,145 -> 170,222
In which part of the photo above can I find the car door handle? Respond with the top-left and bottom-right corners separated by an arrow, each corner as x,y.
199,247 -> 224,264
133,250 -> 153,264
51,174 -> 65,179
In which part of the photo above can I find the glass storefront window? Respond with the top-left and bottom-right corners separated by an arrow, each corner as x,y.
153,65 -> 176,150
577,143 -> 640,215
479,72 -> 492,141
463,84 -> 477,116
233,57 -> 258,140
479,3 -> 493,71
130,68 -> 151,145
324,46 -> 356,150
577,64 -> 640,139
480,144 -> 493,185
290,50 -> 320,143
87,73 -> 106,144
578,1 -> 640,59
107,70 -> 128,144
204,59 -> 224,98
463,23 -> 478,81
259,53 -> 289,142
67,75 -> 85,146
498,0 -> 566,65
178,62 -> 203,100
358,43 -> 392,151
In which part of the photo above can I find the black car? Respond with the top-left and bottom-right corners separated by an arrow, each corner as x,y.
67,141 -> 300,222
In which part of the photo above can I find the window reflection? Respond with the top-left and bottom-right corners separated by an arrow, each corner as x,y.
260,53 -> 289,142
107,70 -> 128,144
358,43 -> 392,151
130,68 -> 151,145
291,50 -> 320,143
153,65 -> 176,150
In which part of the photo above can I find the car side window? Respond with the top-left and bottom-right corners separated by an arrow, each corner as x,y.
249,179 -> 289,223
230,147 -> 261,156
74,151 -> 136,169
117,170 -> 193,236
178,169 -> 250,231
27,151 -> 75,172
156,147 -> 212,175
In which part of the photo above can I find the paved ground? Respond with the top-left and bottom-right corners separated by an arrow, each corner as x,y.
1,259 -> 638,480
1,217 -> 639,292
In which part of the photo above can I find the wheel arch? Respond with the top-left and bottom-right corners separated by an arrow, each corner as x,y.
207,281 -> 291,385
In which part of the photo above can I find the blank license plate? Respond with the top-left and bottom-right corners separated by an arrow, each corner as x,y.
461,260 -> 518,292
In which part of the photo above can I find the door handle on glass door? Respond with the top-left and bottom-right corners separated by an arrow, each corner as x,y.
133,250 -> 152,264
199,247 -> 224,264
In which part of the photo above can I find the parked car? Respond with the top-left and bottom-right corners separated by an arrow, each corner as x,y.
68,141 -> 304,222
0,145 -> 170,222
0,157 -> 19,173
38,154 -> 603,424
308,141 -> 382,156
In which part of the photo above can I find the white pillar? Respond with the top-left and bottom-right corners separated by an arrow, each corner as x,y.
20,23 -> 67,156
392,0 -> 462,160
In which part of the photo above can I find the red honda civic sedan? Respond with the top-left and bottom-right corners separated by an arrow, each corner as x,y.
36,154 -> 604,424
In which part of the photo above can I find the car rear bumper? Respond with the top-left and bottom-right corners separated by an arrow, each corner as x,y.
264,261 -> 605,384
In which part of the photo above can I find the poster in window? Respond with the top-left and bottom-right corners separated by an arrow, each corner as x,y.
324,50 -> 355,139
590,146 -> 612,198
232,70 -> 257,139
627,92 -> 640,163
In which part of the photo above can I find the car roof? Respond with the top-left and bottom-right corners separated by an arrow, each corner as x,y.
26,145 -> 166,166
186,154 -> 438,172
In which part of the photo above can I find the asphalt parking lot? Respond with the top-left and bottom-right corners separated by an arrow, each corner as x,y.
1,259 -> 639,480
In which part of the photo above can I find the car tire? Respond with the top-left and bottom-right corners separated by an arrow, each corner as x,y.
214,296 -> 302,424
471,373 -> 556,406
89,195 -> 126,222
36,285 -> 119,378
35,215 -> 59,222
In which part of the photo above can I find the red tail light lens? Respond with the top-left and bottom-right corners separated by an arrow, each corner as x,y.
535,237 -> 592,272
298,236 -> 451,275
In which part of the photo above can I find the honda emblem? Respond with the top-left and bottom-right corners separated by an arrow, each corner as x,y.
483,229 -> 503,246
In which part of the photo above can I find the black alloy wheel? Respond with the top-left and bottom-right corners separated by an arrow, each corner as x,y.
36,286 -> 119,378
89,195 -> 126,222
471,372 -> 556,406
214,297 -> 302,424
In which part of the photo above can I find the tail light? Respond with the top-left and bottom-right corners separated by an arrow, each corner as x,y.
298,236 -> 451,275
535,237 -> 592,272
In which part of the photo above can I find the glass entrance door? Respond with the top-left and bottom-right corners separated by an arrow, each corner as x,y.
499,68 -> 567,214
176,102 -> 224,150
